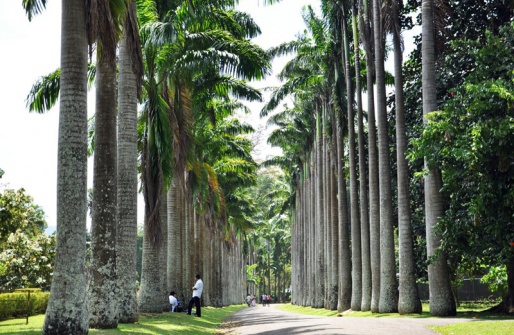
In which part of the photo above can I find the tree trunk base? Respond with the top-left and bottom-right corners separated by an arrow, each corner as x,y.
482,298 -> 514,315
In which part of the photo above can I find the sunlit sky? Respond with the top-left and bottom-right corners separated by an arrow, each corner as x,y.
0,0 -> 321,233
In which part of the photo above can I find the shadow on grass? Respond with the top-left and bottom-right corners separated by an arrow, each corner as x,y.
0,305 -> 247,335
279,302 -> 512,321
0,314 -> 43,335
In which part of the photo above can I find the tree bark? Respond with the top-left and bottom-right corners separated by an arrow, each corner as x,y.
116,34 -> 139,324
392,0 -> 422,315
422,0 -> 456,317
374,0 -> 398,313
43,0 -> 89,332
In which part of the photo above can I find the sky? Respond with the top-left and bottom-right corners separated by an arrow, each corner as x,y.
0,0 -> 321,234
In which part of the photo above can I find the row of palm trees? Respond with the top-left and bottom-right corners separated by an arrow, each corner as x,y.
22,0 -> 280,333
264,0 -> 455,316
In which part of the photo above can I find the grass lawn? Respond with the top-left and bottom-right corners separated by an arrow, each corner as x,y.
0,305 -> 246,335
276,302 -> 514,334
430,320 -> 514,335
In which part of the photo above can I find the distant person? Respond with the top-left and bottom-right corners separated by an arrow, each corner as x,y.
187,274 -> 203,317
246,294 -> 252,307
169,291 -> 178,312
266,294 -> 271,306
262,293 -> 266,306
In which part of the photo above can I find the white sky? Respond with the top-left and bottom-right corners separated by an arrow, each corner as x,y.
0,0 -> 320,233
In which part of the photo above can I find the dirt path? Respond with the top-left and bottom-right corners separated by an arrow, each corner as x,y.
218,304 -> 472,335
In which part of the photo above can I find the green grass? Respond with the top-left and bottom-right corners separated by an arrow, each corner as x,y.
0,305 -> 246,335
431,320 -> 514,335
277,301 -> 510,319
276,302 -> 514,335
275,304 -> 339,317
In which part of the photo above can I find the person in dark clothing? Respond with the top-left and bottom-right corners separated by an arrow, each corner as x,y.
187,274 -> 203,317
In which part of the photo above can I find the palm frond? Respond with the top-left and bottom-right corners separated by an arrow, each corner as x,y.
125,0 -> 144,98
22,0 -> 47,22
231,10 -> 261,39
26,68 -> 60,114
267,40 -> 305,58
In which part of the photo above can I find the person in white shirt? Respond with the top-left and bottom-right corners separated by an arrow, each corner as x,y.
169,291 -> 178,312
187,274 -> 204,317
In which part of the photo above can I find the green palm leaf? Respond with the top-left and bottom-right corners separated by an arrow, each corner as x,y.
22,0 -> 47,21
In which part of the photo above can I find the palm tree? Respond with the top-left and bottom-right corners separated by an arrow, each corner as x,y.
137,0 -> 270,310
373,0 -> 398,313
353,0 -> 371,312
340,0 -> 362,311
39,0 -> 90,332
138,37 -> 173,312
116,0 -> 144,323
421,0 -> 456,317
88,0 -> 130,327
386,0 -> 421,315
263,5 -> 352,308
359,0 -> 380,313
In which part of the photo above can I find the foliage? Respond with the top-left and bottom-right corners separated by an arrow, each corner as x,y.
243,169 -> 292,299
246,263 -> 259,285
480,266 -> 508,297
0,188 -> 47,247
409,22 -> 514,272
0,232 -> 55,292
0,291 -> 49,321
401,0 -> 514,284
0,187 -> 53,292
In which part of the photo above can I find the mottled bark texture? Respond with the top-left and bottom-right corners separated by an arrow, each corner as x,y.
43,0 -> 89,333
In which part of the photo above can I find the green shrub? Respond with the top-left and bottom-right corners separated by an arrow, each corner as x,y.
0,290 -> 49,321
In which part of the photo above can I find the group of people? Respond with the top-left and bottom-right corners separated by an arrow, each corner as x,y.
169,274 -> 203,317
246,293 -> 256,307
246,293 -> 271,307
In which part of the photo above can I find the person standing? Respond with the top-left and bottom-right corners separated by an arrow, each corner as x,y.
187,274 -> 203,317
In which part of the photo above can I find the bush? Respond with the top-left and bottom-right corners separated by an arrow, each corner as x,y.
0,290 -> 49,321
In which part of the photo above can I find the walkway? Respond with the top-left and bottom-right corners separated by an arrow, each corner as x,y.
218,304 -> 472,335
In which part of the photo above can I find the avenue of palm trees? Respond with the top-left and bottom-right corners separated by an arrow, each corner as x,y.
19,0 -> 514,333
266,0 -> 514,318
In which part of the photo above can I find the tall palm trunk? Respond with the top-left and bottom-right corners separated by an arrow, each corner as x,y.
323,108 -> 331,309
160,186 -> 168,310
353,0 -> 371,311
309,159 -> 316,307
421,0 -> 456,316
329,133 -> 339,311
336,106 -> 352,311
360,0 -> 380,313
139,127 -> 164,313
201,215 -> 211,306
181,175 -> 190,299
89,39 -> 119,330
392,0 -> 422,315
167,178 -> 182,296
315,109 -> 325,308
341,5 -> 362,310
116,32 -> 139,324
43,0 -> 89,332
373,0 -> 398,313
